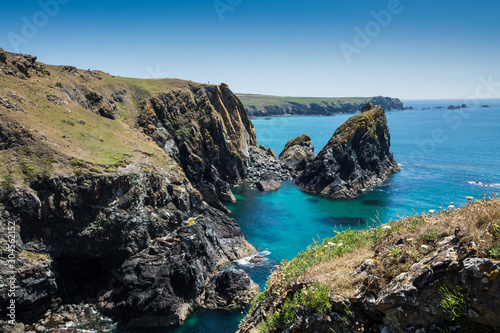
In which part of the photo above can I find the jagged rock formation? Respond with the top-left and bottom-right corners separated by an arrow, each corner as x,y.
242,96 -> 403,117
296,104 -> 400,199
138,83 -> 258,210
0,48 -> 258,330
279,134 -> 315,172
244,146 -> 294,191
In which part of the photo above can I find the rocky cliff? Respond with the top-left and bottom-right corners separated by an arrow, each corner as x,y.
0,48 -> 258,330
239,197 -> 500,333
296,103 -> 400,199
138,83 -> 257,211
241,95 -> 403,117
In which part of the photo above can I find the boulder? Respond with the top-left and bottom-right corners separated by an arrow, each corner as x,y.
460,257 -> 500,328
296,104 -> 400,199
256,172 -> 281,192
205,269 -> 260,309
279,134 -> 315,171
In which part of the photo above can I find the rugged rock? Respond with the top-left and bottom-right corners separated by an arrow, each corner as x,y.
138,83 -> 257,208
256,172 -> 281,192
244,146 -> 293,191
278,134 -> 315,172
243,96 -> 403,117
0,48 -> 50,79
296,104 -> 400,199
0,170 -> 257,328
0,49 -> 260,330
205,269 -> 260,310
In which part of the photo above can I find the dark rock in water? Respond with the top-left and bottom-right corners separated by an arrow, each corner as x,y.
256,172 -> 281,192
0,171 -> 256,328
296,103 -> 400,199
249,255 -> 265,264
279,134 -> 315,172
205,269 -> 260,309
481,105 -> 490,108
244,146 -> 292,185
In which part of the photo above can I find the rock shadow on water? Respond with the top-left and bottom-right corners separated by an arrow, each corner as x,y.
361,199 -> 385,206
323,216 -> 366,226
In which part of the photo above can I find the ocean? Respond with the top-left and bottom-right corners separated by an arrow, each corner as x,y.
122,99 -> 500,333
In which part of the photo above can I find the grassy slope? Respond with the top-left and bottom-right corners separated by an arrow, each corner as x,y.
236,93 -> 371,109
0,65 -> 203,187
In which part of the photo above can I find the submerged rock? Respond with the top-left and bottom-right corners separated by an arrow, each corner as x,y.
296,103 -> 400,199
279,134 -> 315,172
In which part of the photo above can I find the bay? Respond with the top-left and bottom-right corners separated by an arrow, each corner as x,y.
122,99 -> 500,333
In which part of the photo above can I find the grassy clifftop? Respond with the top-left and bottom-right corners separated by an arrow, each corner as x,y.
237,94 -> 369,109
240,196 -> 500,332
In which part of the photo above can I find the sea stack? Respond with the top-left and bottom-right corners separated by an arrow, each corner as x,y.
279,134 -> 315,172
296,103 -> 400,199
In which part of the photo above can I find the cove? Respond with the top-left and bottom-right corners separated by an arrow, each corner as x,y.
124,99 -> 500,333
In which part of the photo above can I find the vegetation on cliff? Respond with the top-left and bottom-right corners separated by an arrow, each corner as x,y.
237,94 -> 403,117
239,196 -> 500,332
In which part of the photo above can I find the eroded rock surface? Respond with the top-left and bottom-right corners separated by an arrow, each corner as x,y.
296,104 -> 400,199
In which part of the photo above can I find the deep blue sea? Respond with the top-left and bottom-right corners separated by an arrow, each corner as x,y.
124,99 -> 500,333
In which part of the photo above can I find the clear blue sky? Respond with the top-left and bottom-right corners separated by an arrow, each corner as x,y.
1,0 -> 499,99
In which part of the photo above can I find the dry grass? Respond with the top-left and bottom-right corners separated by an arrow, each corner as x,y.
265,196 -> 500,299
303,248 -> 374,298
0,56 -> 190,188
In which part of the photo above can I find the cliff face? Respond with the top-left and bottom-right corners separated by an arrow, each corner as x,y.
138,83 -> 257,210
242,96 -> 403,117
296,104 -> 400,199
0,48 -> 258,329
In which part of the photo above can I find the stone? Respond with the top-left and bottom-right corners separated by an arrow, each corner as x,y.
296,104 -> 400,199
256,172 -> 281,192
279,134 -> 315,172
460,258 -> 500,328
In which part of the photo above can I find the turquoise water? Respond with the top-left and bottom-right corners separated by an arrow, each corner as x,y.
126,100 -> 500,333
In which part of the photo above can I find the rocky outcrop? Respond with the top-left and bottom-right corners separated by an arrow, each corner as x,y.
138,83 -> 258,208
279,134 -> 315,172
244,146 -> 295,191
243,96 -> 403,117
256,172 -> 281,192
0,170 -> 257,328
296,104 -> 400,199
0,48 -> 50,79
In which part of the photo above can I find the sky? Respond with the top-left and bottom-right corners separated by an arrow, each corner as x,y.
1,0 -> 499,100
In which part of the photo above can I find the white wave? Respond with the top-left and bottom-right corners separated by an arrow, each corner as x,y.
468,181 -> 500,188
235,250 -> 271,266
